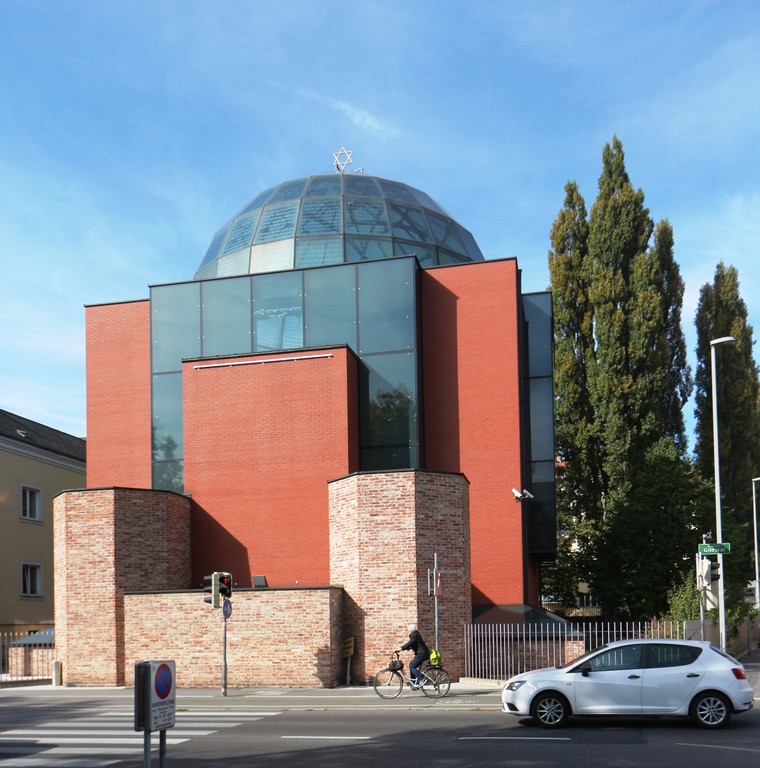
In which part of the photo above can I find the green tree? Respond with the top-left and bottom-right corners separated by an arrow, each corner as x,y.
546,137 -> 695,619
590,438 -> 712,619
693,262 -> 760,599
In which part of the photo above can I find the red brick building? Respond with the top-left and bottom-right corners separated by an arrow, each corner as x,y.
55,172 -> 554,686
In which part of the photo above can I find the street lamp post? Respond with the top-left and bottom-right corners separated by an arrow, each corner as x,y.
752,478 -> 760,619
710,335 -> 735,652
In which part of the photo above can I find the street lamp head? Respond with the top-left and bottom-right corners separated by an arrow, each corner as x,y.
710,336 -> 736,347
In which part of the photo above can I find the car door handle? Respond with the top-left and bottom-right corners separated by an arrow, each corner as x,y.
686,673 -> 700,678
628,674 -> 641,679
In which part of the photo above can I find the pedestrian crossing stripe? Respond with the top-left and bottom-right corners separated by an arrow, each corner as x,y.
0,710 -> 281,767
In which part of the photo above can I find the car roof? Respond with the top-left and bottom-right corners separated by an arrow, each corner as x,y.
603,638 -> 709,648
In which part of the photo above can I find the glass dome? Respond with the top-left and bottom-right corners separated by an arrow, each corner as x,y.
194,173 -> 484,279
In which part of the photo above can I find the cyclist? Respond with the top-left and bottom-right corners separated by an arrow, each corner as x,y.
400,623 -> 430,687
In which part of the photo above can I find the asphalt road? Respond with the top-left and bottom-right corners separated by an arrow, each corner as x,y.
1,681 -> 759,767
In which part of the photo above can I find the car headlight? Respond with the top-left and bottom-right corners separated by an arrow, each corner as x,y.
506,680 -> 526,692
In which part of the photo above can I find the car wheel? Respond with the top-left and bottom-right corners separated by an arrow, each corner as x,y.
530,691 -> 570,728
690,691 -> 731,729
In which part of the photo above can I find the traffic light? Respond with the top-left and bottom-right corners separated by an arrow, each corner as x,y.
700,557 -> 720,586
219,572 -> 232,599
204,572 -> 220,608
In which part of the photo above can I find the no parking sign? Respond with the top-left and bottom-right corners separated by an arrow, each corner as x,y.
135,660 -> 176,732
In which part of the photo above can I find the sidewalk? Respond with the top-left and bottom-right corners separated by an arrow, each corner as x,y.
174,681 -> 504,710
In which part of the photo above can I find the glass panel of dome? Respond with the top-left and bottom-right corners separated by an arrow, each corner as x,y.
297,198 -> 342,236
250,239 -> 295,273
268,178 -> 308,204
254,202 -> 299,243
357,258 -> 416,354
221,211 -> 260,255
389,203 -> 433,243
437,249 -> 469,265
344,199 -> 390,235
344,174 -> 381,197
201,277 -> 252,357
393,239 -> 437,267
253,271 -> 303,352
195,262 -> 217,280
427,212 -> 468,255
409,188 -> 448,216
305,175 -> 342,197
377,178 -> 417,204
216,250 -> 250,277
198,225 -> 228,270
151,282 -> 201,373
239,185 -> 277,215
459,228 -> 484,260
345,237 -> 393,263
295,237 -> 344,268
303,264 -> 357,350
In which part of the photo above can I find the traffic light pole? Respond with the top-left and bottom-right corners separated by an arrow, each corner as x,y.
222,613 -> 228,697
222,598 -> 231,697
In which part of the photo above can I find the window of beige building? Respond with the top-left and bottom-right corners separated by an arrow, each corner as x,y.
22,562 -> 43,597
21,485 -> 42,521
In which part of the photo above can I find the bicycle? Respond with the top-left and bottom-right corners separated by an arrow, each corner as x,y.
373,650 -> 451,699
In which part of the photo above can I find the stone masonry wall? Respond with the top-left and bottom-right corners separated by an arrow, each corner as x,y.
329,470 -> 470,683
124,588 -> 343,688
54,488 -> 192,686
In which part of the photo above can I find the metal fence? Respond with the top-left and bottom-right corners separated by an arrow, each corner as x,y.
0,629 -> 54,685
464,620 -> 691,682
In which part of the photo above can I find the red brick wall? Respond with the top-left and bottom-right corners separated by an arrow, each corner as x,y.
124,588 -> 343,687
421,261 -> 527,607
183,347 -> 359,589
85,301 -> 152,488
329,470 -> 470,682
54,488 -> 191,686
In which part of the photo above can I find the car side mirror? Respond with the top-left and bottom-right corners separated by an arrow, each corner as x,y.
580,664 -> 592,677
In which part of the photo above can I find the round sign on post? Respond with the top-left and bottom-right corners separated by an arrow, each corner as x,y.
150,660 -> 176,731
223,598 -> 232,619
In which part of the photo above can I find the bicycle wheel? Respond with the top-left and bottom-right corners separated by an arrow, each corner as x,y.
373,668 -> 404,699
421,667 -> 451,698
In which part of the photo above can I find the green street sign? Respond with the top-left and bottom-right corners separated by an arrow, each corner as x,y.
699,543 -> 731,555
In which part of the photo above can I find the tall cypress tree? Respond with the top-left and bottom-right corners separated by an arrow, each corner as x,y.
547,137 -> 697,618
693,263 -> 760,593
547,181 -> 596,600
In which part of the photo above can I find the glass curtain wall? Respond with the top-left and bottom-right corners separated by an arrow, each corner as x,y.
151,257 -> 420,491
521,291 -> 557,559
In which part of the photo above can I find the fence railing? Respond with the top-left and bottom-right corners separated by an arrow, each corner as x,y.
0,629 -> 54,685
464,620 -> 693,682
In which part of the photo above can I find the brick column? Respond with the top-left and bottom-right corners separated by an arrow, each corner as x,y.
54,488 -> 191,686
329,470 -> 470,682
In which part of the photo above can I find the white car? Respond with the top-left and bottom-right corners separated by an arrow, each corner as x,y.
501,638 -> 754,729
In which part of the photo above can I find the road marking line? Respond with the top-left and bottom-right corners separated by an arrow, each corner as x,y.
458,736 -> 571,741
281,735 -> 372,741
677,742 -> 760,754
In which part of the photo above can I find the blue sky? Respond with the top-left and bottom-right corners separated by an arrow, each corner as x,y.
1,0 -> 758,448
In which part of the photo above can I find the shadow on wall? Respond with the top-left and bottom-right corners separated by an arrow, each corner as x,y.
190,503 -> 250,588
340,593 -> 365,685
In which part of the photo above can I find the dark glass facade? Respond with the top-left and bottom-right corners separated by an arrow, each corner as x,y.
521,292 -> 557,558
151,256 -> 419,491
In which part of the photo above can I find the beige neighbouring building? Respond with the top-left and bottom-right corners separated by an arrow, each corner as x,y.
0,409 -> 85,635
